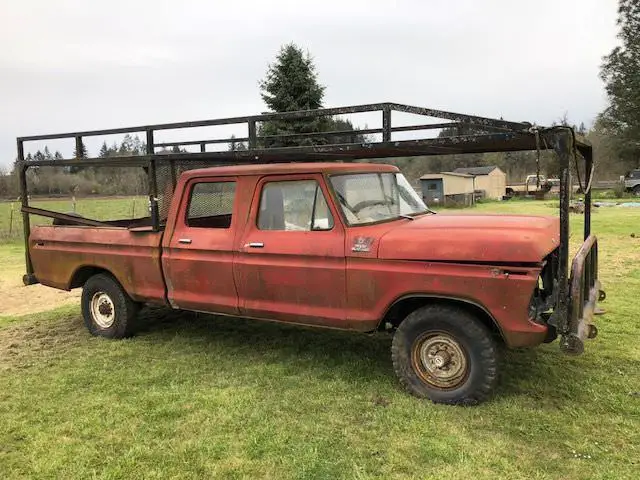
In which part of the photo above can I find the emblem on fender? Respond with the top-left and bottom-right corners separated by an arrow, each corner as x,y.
352,236 -> 374,252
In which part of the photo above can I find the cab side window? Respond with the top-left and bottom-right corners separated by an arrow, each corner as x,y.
186,181 -> 236,228
257,180 -> 334,231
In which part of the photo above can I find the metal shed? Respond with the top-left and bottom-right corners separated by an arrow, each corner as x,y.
420,172 -> 475,206
453,165 -> 506,200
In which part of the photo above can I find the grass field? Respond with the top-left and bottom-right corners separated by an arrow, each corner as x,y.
0,199 -> 639,479
0,196 -> 147,241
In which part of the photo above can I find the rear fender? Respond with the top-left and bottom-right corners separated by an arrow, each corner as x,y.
68,265 -> 115,290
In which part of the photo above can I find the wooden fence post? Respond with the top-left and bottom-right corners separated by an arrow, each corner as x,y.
9,202 -> 14,236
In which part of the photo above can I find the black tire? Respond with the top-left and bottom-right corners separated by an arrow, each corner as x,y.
633,185 -> 640,197
391,305 -> 498,405
81,273 -> 139,338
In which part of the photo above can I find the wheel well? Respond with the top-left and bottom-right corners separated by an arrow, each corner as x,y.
69,266 -> 112,289
380,296 -> 504,344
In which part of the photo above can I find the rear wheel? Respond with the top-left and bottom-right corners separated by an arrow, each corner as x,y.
633,185 -> 640,197
81,274 -> 139,338
391,305 -> 498,405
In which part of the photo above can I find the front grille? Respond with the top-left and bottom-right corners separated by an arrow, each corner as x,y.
529,248 -> 559,324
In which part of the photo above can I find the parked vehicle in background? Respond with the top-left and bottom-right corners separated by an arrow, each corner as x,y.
623,169 -> 640,195
506,174 -> 553,197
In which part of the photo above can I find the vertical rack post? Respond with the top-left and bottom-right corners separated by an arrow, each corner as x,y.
552,128 -> 572,334
75,136 -> 83,158
248,120 -> 257,149
382,105 -> 392,142
18,139 -> 35,284
146,129 -> 159,231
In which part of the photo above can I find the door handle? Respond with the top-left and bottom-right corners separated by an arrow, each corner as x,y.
178,238 -> 192,244
247,242 -> 264,248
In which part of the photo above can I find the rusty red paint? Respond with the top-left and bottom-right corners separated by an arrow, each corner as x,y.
30,226 -> 166,304
27,162 -> 586,350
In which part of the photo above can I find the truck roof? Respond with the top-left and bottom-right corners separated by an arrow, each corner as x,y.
182,162 -> 399,179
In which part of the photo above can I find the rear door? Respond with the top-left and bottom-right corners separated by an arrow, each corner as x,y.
162,177 -> 239,314
234,174 -> 347,327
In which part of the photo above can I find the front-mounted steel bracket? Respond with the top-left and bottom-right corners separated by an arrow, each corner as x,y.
546,127 -> 574,336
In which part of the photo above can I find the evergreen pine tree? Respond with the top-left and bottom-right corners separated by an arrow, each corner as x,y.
73,141 -> 88,159
260,43 -> 325,112
258,43 -> 331,147
71,141 -> 88,173
257,43 -> 368,149
99,141 -> 109,158
119,134 -> 133,155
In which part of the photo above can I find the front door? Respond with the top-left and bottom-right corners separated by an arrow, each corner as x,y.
162,177 -> 239,314
234,175 -> 347,327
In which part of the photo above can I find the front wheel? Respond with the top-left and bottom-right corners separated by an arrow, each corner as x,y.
81,273 -> 139,338
391,305 -> 498,405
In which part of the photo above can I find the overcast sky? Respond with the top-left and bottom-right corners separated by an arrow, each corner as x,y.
0,0 -> 619,168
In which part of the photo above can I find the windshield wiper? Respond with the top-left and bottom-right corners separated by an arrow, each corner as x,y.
400,208 -> 436,220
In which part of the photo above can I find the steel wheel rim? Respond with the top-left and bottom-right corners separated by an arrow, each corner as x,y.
90,292 -> 116,328
411,332 -> 469,390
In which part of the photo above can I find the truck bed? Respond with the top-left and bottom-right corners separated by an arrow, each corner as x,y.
29,225 -> 167,304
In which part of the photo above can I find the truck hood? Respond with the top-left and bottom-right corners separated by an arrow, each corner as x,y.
378,214 -> 559,264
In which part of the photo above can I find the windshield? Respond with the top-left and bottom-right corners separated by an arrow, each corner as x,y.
330,172 -> 428,225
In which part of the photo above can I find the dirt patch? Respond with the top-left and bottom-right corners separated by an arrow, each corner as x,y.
0,311 -> 85,372
0,272 -> 80,317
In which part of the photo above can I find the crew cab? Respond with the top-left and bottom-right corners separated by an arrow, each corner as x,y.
24,162 -> 602,404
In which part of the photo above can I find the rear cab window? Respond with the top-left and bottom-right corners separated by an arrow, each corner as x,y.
186,181 -> 236,228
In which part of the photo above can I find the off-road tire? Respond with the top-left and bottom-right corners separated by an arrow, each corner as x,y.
81,273 -> 139,338
391,305 -> 498,405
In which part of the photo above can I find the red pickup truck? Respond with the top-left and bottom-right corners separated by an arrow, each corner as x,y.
25,161 -> 599,405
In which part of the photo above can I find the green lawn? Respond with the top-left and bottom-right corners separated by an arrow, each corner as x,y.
0,196 -> 146,242
0,201 -> 639,479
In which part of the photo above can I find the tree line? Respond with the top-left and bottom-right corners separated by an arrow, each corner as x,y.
2,3 -> 638,199
0,134 -> 150,198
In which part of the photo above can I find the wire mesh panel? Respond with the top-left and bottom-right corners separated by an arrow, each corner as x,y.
155,159 -> 231,223
186,181 -> 236,229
